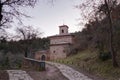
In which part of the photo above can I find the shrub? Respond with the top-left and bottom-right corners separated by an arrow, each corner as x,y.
0,57 -> 10,69
99,52 -> 112,61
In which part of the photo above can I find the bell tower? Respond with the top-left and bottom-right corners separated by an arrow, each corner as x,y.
59,25 -> 69,35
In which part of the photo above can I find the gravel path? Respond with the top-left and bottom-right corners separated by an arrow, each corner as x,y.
46,62 -> 93,80
7,70 -> 33,80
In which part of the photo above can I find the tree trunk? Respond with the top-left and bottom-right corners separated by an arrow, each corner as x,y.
0,1 -> 2,24
0,1 -> 3,24
25,49 -> 28,57
105,0 -> 119,67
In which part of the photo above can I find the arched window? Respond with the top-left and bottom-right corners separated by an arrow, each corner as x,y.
53,51 -> 55,53
61,29 -> 64,33
63,50 -> 65,53
41,55 -> 46,61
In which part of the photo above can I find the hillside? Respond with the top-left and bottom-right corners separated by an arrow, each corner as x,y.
54,50 -> 120,80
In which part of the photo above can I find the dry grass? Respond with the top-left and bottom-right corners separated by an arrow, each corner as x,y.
54,50 -> 120,80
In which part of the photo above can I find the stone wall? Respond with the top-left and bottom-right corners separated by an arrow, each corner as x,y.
50,36 -> 73,45
48,25 -> 74,60
50,44 -> 70,60
22,58 -> 46,71
59,26 -> 68,35
34,50 -> 50,61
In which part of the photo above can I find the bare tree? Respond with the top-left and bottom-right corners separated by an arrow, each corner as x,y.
77,0 -> 119,67
0,0 -> 37,29
16,25 -> 42,57
104,0 -> 118,67
16,26 -> 41,40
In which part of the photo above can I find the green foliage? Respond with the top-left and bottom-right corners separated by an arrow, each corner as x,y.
72,4 -> 120,67
0,52 -> 23,69
0,57 -> 10,69
0,37 -> 49,55
99,52 -> 112,61
11,58 -> 22,69
0,37 -> 49,69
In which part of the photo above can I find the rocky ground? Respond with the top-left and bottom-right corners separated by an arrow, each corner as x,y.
7,70 -> 33,80
27,64 -> 68,80
0,70 -> 9,80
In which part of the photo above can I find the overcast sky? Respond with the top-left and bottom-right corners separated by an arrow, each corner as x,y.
22,0 -> 120,37
6,0 -> 120,38
15,0 -> 84,37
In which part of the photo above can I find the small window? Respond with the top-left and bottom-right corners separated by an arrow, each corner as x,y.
62,29 -> 64,33
63,50 -> 65,53
53,51 -> 55,53
41,55 -> 46,61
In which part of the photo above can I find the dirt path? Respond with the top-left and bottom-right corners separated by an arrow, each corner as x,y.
27,64 -> 68,80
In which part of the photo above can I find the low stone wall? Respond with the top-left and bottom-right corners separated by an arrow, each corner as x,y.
22,57 -> 46,71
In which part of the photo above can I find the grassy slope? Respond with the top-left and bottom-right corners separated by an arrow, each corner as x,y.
54,50 -> 120,80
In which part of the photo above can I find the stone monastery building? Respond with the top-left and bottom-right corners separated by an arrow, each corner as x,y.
35,25 -> 74,60
49,25 -> 74,60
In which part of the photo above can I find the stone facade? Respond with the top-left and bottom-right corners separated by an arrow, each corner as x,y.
34,50 -> 50,60
34,25 -> 74,60
50,35 -> 73,45
50,43 -> 72,60
49,25 -> 74,60
59,25 -> 69,35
